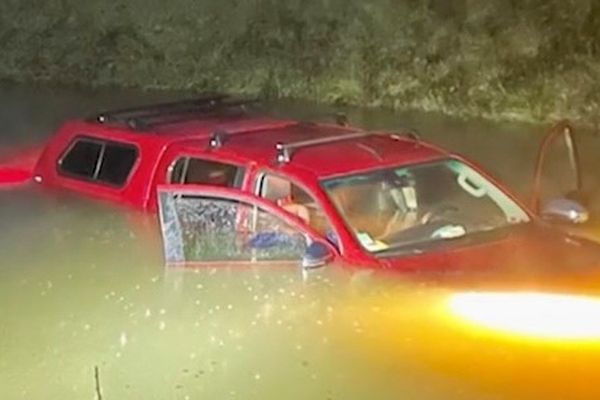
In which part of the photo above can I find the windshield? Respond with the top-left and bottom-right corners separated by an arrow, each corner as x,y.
322,159 -> 530,254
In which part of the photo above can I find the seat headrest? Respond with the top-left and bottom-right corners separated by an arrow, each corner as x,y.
263,176 -> 292,201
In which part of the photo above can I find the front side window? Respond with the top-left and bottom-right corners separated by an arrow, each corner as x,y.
58,138 -> 138,186
169,157 -> 244,188
322,159 -> 530,254
158,192 -> 308,264
258,174 -> 333,238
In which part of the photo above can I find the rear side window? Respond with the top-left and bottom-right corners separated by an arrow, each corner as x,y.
59,138 -> 138,187
60,140 -> 102,178
97,145 -> 138,186
169,157 -> 244,188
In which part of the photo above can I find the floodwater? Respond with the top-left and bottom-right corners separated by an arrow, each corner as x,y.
3,84 -> 600,399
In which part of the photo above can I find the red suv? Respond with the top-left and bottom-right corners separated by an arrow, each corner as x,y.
1,94 -> 597,271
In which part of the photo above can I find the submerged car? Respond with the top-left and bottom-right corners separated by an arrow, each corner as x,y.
0,94 -> 597,272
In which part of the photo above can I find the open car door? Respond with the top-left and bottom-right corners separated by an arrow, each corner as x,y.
531,120 -> 589,223
156,185 -> 337,268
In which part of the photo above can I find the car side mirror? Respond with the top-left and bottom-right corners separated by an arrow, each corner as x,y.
301,241 -> 333,269
540,197 -> 589,224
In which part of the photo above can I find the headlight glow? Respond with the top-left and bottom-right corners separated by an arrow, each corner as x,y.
449,292 -> 600,340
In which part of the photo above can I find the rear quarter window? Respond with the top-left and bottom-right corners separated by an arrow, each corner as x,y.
58,137 -> 138,187
169,157 -> 244,188
97,144 -> 138,186
59,140 -> 102,178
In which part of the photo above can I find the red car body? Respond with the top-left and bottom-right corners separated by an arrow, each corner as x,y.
1,95 -> 597,272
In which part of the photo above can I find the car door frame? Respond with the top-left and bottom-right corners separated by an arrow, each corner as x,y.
531,120 -> 582,212
147,142 -> 252,211
156,184 -> 340,268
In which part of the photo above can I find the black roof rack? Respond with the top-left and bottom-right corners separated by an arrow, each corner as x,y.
275,129 -> 419,163
92,93 -> 259,130
208,129 -> 228,149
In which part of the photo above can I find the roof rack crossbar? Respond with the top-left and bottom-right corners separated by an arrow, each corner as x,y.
95,92 -> 228,123
275,131 -> 375,163
275,129 -> 420,163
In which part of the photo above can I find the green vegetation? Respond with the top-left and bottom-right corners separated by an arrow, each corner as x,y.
2,0 -> 600,123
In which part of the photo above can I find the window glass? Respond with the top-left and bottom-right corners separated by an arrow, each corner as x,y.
97,144 -> 138,186
59,140 -> 102,178
158,193 -> 308,264
259,174 -> 332,237
322,159 -> 530,254
169,157 -> 244,188
170,158 -> 186,184
59,137 -> 138,187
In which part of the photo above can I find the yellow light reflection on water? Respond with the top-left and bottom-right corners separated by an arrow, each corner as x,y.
449,292 -> 600,340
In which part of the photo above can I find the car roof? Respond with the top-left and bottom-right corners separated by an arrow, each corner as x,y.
169,121 -> 450,178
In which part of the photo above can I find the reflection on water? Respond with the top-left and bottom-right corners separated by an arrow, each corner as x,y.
3,84 -> 600,399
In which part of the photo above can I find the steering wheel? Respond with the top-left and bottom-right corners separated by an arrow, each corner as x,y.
420,204 -> 460,225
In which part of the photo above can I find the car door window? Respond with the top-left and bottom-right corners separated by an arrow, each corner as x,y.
258,174 -> 333,238
533,122 -> 582,210
158,189 -> 310,264
169,157 -> 244,188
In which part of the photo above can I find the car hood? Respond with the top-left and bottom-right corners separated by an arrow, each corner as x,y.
379,223 -> 600,292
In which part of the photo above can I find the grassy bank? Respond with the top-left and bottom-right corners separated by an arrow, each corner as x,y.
2,0 -> 600,123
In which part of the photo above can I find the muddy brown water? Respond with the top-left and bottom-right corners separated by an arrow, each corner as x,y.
2,83 -> 600,399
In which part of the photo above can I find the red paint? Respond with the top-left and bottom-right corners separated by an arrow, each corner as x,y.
0,145 -> 44,187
